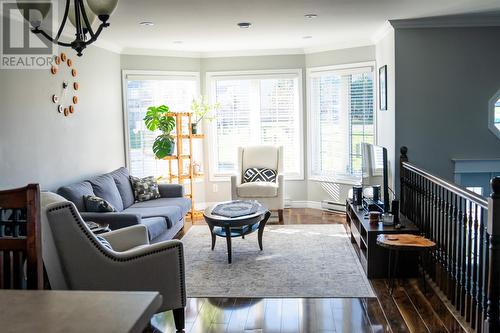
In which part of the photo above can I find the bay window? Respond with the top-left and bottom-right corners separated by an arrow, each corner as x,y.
308,63 -> 375,181
123,71 -> 199,177
207,70 -> 303,180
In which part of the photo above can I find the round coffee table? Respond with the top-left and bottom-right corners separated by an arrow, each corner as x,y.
203,201 -> 271,264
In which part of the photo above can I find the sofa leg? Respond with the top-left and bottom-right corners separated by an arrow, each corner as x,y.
278,209 -> 284,224
173,307 -> 185,332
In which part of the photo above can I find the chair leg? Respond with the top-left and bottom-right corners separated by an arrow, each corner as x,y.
173,307 -> 185,332
278,209 -> 284,224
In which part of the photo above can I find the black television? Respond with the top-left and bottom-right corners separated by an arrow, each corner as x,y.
361,143 -> 389,214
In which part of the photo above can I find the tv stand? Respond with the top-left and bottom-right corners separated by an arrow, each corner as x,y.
346,199 -> 419,278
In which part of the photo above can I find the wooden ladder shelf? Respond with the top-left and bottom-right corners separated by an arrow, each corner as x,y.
162,112 -> 204,220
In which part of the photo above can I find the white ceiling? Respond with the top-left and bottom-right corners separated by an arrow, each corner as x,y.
84,0 -> 500,56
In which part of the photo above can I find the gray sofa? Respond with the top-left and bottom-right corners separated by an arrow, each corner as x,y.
57,167 -> 191,243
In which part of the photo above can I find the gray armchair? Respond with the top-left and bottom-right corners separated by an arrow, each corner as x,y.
41,192 -> 186,331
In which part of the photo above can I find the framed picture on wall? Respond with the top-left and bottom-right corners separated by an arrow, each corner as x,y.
379,65 -> 387,111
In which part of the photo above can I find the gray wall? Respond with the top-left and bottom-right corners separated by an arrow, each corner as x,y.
0,46 -> 124,191
121,46 -> 376,205
394,27 -> 500,185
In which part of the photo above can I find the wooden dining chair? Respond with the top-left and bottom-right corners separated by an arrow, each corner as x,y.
0,184 -> 43,289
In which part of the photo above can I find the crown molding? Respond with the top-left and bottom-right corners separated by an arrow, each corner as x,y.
390,13 -> 500,29
120,47 -> 305,58
303,40 -> 374,54
371,21 -> 394,44
119,42 -> 376,59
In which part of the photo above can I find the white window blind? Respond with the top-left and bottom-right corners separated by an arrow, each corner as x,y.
209,71 -> 302,179
309,65 -> 374,179
125,74 -> 198,178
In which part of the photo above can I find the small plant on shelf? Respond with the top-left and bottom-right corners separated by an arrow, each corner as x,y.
143,104 -> 176,158
190,96 -> 219,134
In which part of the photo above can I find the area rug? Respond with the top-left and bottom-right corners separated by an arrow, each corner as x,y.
182,224 -> 375,298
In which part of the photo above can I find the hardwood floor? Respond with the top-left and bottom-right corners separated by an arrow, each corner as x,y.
151,208 -> 466,333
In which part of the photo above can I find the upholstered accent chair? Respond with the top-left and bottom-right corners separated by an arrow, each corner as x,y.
40,192 -> 186,332
231,145 -> 285,223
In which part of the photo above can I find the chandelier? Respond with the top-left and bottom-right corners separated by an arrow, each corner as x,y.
18,0 -> 118,56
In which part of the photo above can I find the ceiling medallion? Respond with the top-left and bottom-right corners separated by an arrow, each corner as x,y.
18,0 -> 118,56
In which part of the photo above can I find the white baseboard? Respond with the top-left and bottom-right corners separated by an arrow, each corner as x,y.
289,200 -> 322,210
197,200 -> 344,212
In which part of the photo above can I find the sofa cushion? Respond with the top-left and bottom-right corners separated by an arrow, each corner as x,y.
83,195 -> 117,213
237,181 -> 278,198
129,197 -> 191,216
123,205 -> 182,228
141,217 -> 168,240
108,167 -> 135,209
87,174 -> 124,212
57,181 -> 95,211
129,176 -> 161,202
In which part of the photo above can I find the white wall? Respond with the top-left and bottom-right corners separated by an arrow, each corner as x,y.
375,29 -> 396,190
0,46 -> 124,191
120,46 -> 377,206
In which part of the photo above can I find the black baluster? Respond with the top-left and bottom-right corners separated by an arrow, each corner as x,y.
465,201 -> 473,323
458,197 -> 466,314
446,190 -> 453,299
476,207 -> 486,333
470,203 -> 479,328
460,198 -> 468,316
484,177 -> 500,333
450,193 -> 458,306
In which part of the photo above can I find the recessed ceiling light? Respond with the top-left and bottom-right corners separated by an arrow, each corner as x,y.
303,36 -> 312,39
237,22 -> 252,29
304,14 -> 318,19
173,40 -> 183,44
139,21 -> 154,26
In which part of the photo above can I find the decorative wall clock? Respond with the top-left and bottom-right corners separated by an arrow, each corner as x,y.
50,52 -> 79,117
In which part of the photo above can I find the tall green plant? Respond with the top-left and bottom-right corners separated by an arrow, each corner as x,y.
143,105 -> 176,159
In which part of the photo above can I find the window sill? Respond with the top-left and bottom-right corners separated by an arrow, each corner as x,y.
308,176 -> 361,185
209,174 -> 304,182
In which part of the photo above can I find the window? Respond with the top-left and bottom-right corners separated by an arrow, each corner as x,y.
489,90 -> 500,140
207,70 -> 303,179
308,63 -> 375,181
123,71 -> 199,177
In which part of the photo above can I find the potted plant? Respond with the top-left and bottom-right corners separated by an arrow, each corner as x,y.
143,104 -> 176,158
190,96 -> 219,134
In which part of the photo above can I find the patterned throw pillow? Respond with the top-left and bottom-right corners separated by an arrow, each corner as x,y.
243,167 -> 277,183
129,176 -> 161,202
96,236 -> 113,250
83,195 -> 116,212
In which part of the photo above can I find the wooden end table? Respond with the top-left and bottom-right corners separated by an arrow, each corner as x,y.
203,202 -> 271,264
377,234 -> 436,294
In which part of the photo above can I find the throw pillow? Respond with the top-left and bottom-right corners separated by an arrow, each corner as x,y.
83,195 -> 116,212
243,167 -> 277,183
129,176 -> 161,202
96,236 -> 113,250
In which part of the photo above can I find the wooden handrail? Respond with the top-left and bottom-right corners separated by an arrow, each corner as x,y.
401,161 -> 488,208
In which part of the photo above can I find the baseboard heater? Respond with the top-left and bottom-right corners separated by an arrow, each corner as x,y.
321,200 -> 346,212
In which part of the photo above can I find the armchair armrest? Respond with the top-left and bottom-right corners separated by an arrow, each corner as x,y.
80,212 -> 141,230
230,174 -> 241,200
158,184 -> 184,198
100,225 -> 149,252
112,240 -> 186,310
277,174 -> 285,205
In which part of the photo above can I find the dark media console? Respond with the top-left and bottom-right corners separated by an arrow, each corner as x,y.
346,199 -> 419,278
